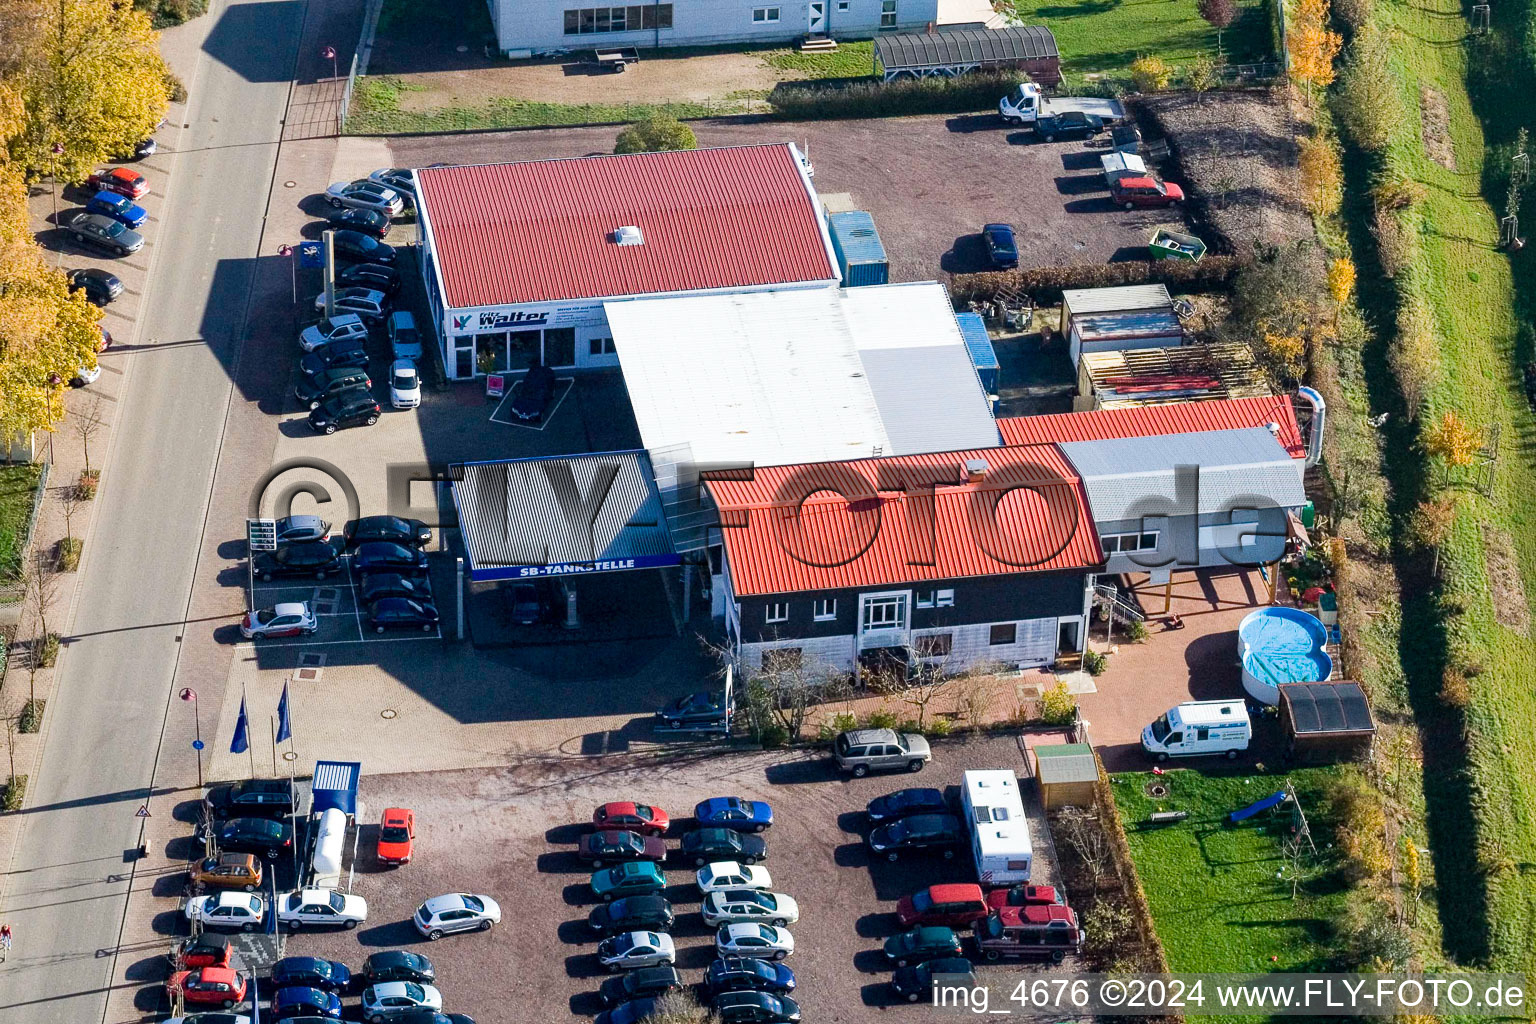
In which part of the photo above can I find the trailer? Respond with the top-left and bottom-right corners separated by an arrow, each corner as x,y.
961,770 -> 1032,885
999,82 -> 1125,126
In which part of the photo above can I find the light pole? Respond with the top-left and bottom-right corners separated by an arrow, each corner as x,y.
49,142 -> 63,266
322,44 -> 337,81
180,687 -> 203,789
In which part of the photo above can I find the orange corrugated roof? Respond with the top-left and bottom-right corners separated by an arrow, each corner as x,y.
707,445 -> 1103,597
997,396 -> 1306,457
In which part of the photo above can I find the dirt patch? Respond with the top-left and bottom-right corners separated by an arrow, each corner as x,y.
1420,85 -> 1457,170
1480,522 -> 1529,635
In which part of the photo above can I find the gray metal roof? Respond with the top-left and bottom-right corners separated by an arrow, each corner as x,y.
1059,426 -> 1306,523
875,26 -> 1059,72
451,451 -> 676,581
1062,284 -> 1172,316
1073,309 -> 1183,344
1280,682 -> 1375,735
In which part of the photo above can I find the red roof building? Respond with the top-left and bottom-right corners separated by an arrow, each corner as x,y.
996,395 -> 1306,458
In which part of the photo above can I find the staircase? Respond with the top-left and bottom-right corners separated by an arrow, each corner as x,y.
799,34 -> 838,51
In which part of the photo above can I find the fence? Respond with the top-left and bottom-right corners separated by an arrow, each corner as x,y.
1092,751 -> 1179,990
338,0 -> 384,134
1218,61 -> 1283,83
0,461 -> 50,605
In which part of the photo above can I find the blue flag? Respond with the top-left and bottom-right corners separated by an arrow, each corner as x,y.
230,695 -> 250,754
276,682 -> 292,744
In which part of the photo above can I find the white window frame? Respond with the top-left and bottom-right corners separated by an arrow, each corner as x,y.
753,5 -> 780,21
765,601 -> 789,624
860,592 -> 908,632
915,588 -> 955,609
879,0 -> 896,26
813,598 -> 837,621
836,0 -> 849,9
1101,530 -> 1160,554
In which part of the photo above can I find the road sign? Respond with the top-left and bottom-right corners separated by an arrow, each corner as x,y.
180,687 -> 197,701
192,739 -> 205,751
321,45 -> 336,59
278,244 -> 293,257
297,241 -> 324,269
247,518 -> 279,553
134,804 -> 151,818
485,374 -> 506,399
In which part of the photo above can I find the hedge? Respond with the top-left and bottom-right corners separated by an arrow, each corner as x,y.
768,70 -> 1025,121
948,254 -> 1245,304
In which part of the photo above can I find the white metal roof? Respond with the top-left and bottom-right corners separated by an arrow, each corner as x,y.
1062,283 -> 1172,315
961,770 -> 1031,857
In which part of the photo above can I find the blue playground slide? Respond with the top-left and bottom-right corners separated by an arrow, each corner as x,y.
1228,790 -> 1289,824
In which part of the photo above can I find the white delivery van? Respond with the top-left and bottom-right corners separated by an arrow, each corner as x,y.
961,770 -> 1033,885
1141,700 -> 1251,762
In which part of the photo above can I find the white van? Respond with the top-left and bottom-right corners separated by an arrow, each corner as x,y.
961,770 -> 1033,884
1141,700 -> 1251,762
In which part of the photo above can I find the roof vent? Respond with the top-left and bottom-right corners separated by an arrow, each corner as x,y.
612,225 -> 644,246
964,458 -> 989,482
1265,421 -> 1281,436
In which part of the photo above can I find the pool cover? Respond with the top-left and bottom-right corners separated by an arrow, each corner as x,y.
1240,607 -> 1331,686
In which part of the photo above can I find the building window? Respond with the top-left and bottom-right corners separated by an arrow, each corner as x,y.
589,336 -> 616,356
564,4 -> 670,32
837,0 -> 849,8
813,598 -> 836,621
752,5 -> 780,20
862,594 -> 907,631
915,632 -> 953,657
989,623 -> 1017,645
1101,531 -> 1160,554
915,589 -> 953,609
763,647 -> 802,671
880,0 -> 896,26
766,601 -> 789,624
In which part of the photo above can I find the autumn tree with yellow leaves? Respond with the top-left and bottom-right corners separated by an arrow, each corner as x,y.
1424,411 -> 1482,467
1299,133 -> 1344,217
1290,0 -> 1343,97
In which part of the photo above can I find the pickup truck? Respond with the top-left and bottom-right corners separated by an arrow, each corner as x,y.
999,82 -> 1124,126
971,905 -> 1083,964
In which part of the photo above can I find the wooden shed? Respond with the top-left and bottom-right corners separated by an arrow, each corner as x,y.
1279,681 -> 1376,764
1034,742 -> 1100,808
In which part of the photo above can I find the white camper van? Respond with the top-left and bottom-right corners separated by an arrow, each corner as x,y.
961,770 -> 1033,885
1141,700 -> 1251,762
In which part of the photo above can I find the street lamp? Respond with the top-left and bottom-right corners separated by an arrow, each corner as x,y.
180,687 -> 204,789
49,142 -> 63,267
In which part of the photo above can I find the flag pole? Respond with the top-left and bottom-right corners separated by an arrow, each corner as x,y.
270,717 -> 278,777
245,686 -> 255,779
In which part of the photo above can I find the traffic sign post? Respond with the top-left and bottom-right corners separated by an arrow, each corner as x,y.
279,244 -> 295,303
134,803 -> 150,859
181,687 -> 204,789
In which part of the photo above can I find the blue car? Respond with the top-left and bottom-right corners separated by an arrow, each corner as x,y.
982,223 -> 1018,269
706,956 -> 796,996
270,956 -> 351,992
270,986 -> 342,1020
695,796 -> 773,833
86,190 -> 148,229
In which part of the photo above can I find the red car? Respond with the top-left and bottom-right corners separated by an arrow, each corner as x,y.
897,883 -> 989,929
377,807 -> 415,865
168,966 -> 248,1008
985,883 -> 1065,910
87,167 -> 149,200
177,935 -> 233,968
1108,175 -> 1185,210
593,801 -> 670,836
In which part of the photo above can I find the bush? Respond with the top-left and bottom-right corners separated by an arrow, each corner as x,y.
1331,0 -> 1372,31
39,632 -> 60,668
1126,618 -> 1149,643
1083,649 -> 1108,676
1040,682 -> 1078,725
1390,293 -> 1439,414
758,723 -> 788,749
57,537 -> 82,572
901,717 -> 953,738
948,254 -> 1244,305
135,0 -> 207,28
1371,204 -> 1414,279
1082,898 -> 1136,961
614,115 -> 697,154
1323,770 -> 1391,883
866,707 -> 901,730
163,70 -> 189,104
76,471 -> 99,501
1440,667 -> 1473,707
818,711 -> 858,741
2,775 -> 25,812
18,698 -> 44,734
768,71 -> 1023,120
1336,909 -> 1412,969
1334,29 -> 1398,153
1129,56 -> 1173,93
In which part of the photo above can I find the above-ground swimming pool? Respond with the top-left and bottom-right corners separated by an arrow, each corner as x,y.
1239,606 -> 1333,705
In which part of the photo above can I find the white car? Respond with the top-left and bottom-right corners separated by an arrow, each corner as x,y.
300,313 -> 369,352
325,180 -> 404,216
241,601 -> 318,640
361,981 -> 442,1022
183,891 -> 265,932
696,861 -> 772,895
313,287 -> 388,322
715,922 -> 795,960
276,887 -> 368,931
71,363 -> 102,387
596,930 -> 676,971
164,1016 -> 252,1024
702,890 -> 800,927
413,892 -> 502,939
389,359 -> 420,409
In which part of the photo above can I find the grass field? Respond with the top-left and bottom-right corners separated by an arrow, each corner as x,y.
1013,0 -> 1274,79
0,463 -> 42,584
762,40 -> 877,78
1111,767 -> 1350,975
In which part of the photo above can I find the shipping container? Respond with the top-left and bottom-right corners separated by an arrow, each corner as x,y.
828,211 -> 889,288
955,312 -> 999,395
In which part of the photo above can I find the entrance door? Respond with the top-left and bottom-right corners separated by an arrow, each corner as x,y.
808,0 -> 826,32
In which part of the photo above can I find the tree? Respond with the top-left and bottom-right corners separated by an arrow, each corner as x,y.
1197,0 -> 1236,53
1408,495 -> 1455,575
1185,53 -> 1222,105
614,115 -> 698,155
1327,257 -> 1356,307
72,393 -> 104,477
1055,807 -> 1111,893
1424,410 -> 1481,467
1298,134 -> 1343,217
1129,55 -> 1173,93
1289,0 -> 1342,97
899,653 -> 951,730
29,549 -> 61,646
1335,28 -> 1398,153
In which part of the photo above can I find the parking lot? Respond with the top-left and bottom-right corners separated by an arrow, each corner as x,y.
272,735 -> 1069,1023
243,552 -> 443,648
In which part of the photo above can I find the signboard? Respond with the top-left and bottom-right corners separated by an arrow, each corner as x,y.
472,552 -> 682,583
247,518 -> 279,553
485,374 -> 506,399
134,804 -> 151,818
296,241 -> 324,269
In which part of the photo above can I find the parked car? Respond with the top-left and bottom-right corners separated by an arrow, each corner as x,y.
509,362 -> 555,421
353,541 -> 429,575
867,787 -> 948,823
361,573 -> 432,605
337,262 -> 400,295
270,986 -> 342,1021
298,339 -> 369,376
834,729 -> 931,777
312,287 -> 389,321
296,366 -> 371,410
274,514 -> 331,544
412,893 -> 501,939
365,596 -> 439,633
702,890 -> 799,927
897,884 -> 989,929
168,967 -> 248,1009
299,313 -> 369,353
981,223 -> 1018,269
271,957 -> 352,992
331,230 -> 396,264
388,311 -> 423,360
346,516 -> 432,549
206,778 -> 296,819
580,829 -> 666,867
695,797 -> 773,832
70,361 -> 101,388
309,389 -> 381,434
183,891 -> 266,931
598,965 -> 684,1007
66,267 -> 123,305
1109,175 -> 1185,210
64,211 -> 143,255
890,956 -> 976,1003
361,951 -> 436,986
375,807 -> 415,864
86,189 -> 148,228
370,167 -> 416,200
985,883 -> 1065,909
276,888 -> 368,931
592,861 -> 668,902
588,894 -> 675,936
1035,110 -> 1104,141
680,827 -> 765,867
324,180 -> 404,216
696,861 -> 771,895
240,602 -> 318,639
163,1014 -> 251,1024
505,581 -> 554,625
705,957 -> 796,997
596,999 -> 660,1024
362,982 -> 442,1023
325,207 -> 391,238
594,802 -> 670,836
883,925 -> 963,967
597,931 -> 676,971
201,816 -> 292,860
713,991 -> 801,1024
868,813 -> 963,861
188,852 -> 263,891
972,904 -> 1083,962
715,923 -> 794,961
177,935 -> 235,968
251,541 -> 342,582
389,360 -> 420,409
87,166 -> 148,198
656,692 -> 728,729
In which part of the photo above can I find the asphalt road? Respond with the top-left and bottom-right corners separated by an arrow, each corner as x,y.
0,1 -> 306,1020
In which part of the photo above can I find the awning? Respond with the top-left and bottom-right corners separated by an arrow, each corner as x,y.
875,26 -> 1058,75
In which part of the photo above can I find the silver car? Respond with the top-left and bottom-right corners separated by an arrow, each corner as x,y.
597,930 -> 676,971
312,287 -> 388,322
66,212 -> 143,255
412,892 -> 502,939
324,180 -> 404,216
833,728 -> 931,777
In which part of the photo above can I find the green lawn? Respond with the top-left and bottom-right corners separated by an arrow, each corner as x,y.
1013,0 -> 1274,79
762,40 -> 878,79
1111,767 -> 1350,975
0,462 -> 42,584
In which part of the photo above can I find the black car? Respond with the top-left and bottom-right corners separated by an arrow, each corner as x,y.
656,691 -> 728,729
509,362 -> 555,422
681,828 -> 766,867
309,390 -> 380,434
361,951 -> 435,986
271,956 -> 352,992
706,957 -> 796,997
890,956 -> 975,1003
325,208 -> 390,238
298,340 -> 369,378
337,262 -> 401,295
713,991 -> 801,1024
296,366 -> 371,410
598,966 -> 684,1008
205,778 -> 295,819
866,788 -> 948,824
588,894 -> 674,936
203,816 -> 293,860
353,541 -> 429,575
1035,110 -> 1104,142
66,267 -> 123,306
596,999 -> 659,1024
868,813 -> 964,861
982,223 -> 1018,269
360,572 -> 432,604
252,541 -> 343,582
365,596 -> 439,633
884,926 -> 964,967
345,515 -> 432,549
331,230 -> 395,264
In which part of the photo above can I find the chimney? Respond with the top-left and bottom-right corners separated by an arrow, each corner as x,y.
964,458 -> 989,483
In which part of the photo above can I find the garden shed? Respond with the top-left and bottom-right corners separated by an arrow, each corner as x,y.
1034,742 -> 1099,808
1278,681 -> 1376,763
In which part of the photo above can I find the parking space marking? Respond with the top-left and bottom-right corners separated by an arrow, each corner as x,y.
246,552 -> 443,646
235,631 -> 441,650
487,377 -> 574,429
